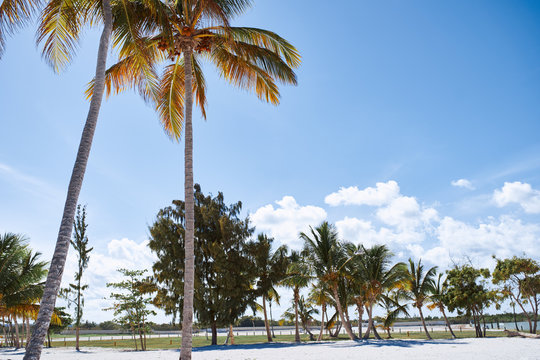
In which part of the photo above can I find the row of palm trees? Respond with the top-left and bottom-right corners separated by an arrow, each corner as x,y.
0,233 -> 61,348
258,222 -> 456,342
2,1 -> 299,359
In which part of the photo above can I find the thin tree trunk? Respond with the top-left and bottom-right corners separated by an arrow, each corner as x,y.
269,299 -> 275,338
21,317 -> 26,348
262,295 -> 272,342
363,305 -> 372,340
211,322 -> 217,346
318,303 -> 325,341
513,294 -> 533,333
14,317 -> 20,349
356,302 -> 363,338
25,317 -> 30,348
132,325 -> 138,351
75,327 -> 80,351
294,288 -> 300,342
180,44 -> 195,360
331,285 -> 357,340
440,306 -> 456,339
23,0 -> 113,358
372,325 -> 381,340
512,303 -> 519,331
417,305 -> 432,340
229,324 -> 235,345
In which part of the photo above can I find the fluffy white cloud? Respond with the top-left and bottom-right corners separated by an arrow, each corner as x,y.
324,180 -> 400,207
451,178 -> 475,190
437,215 -> 540,268
493,181 -> 540,213
251,196 -> 327,248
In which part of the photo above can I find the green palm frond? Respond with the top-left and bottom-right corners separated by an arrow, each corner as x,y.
36,0 -> 85,72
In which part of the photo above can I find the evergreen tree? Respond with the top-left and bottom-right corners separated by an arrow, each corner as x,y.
148,184 -> 257,345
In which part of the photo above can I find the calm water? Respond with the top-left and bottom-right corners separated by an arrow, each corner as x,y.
489,321 -> 534,331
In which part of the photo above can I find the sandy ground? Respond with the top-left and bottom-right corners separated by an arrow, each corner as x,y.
1,338 -> 539,360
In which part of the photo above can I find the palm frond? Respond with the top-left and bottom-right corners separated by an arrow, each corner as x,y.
0,0 -> 42,57
36,0 -> 84,72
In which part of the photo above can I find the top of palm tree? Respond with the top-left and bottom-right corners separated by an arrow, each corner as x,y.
404,258 -> 438,307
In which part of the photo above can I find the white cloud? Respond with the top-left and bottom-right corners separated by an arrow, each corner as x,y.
251,196 -> 327,248
324,180 -> 400,207
493,181 -> 540,213
0,161 -> 62,201
61,238 -> 157,322
451,178 -> 475,190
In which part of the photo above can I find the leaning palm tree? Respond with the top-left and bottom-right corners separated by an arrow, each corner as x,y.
281,250 -> 311,342
379,289 -> 409,339
0,0 -> 41,56
24,0 -> 114,357
301,222 -> 357,340
403,258 -> 437,340
427,273 -> 456,339
88,2 -> 299,357
355,244 -> 406,340
282,295 -> 319,341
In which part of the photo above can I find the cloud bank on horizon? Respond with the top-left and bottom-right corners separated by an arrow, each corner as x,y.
252,180 -> 540,270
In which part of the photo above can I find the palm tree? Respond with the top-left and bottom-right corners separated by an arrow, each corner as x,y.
403,258 -> 437,340
281,250 -> 311,342
24,0 -> 113,357
427,273 -> 456,339
354,244 -> 406,340
0,0 -> 41,56
283,295 -> 319,341
90,3 -> 299,357
301,222 -> 358,340
0,233 -> 61,348
308,282 -> 331,341
379,289 -> 409,339
251,234 -> 288,342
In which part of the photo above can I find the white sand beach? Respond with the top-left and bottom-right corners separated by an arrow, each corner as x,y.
1,338 -> 539,360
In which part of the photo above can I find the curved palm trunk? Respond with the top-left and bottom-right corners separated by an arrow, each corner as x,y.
356,302 -> 363,338
440,305 -> 456,339
318,303 -> 325,341
23,1 -> 113,359
331,285 -> 357,340
417,305 -> 432,340
294,288 -> 300,342
180,45 -> 195,360
262,295 -> 272,342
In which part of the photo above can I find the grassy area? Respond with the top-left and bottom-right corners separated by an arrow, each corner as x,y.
47,330 -> 512,350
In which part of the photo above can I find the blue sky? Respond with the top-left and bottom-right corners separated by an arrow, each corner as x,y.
1,0 -> 540,322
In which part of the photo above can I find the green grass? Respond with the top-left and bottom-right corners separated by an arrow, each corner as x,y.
47,330 -> 512,350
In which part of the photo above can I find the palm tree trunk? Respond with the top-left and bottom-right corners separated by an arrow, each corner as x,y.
440,305 -> 456,339
211,321 -> 217,346
180,45 -> 195,360
294,288 -> 300,342
75,326 -> 80,351
14,317 -> 20,349
332,285 -> 357,340
417,305 -> 432,340
363,305 -> 374,340
356,303 -> 363,338
318,303 -> 325,341
23,1 -> 113,358
25,317 -> 30,348
262,295 -> 272,342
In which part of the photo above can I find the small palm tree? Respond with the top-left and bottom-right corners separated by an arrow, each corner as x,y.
283,295 -> 319,341
251,234 -> 288,342
301,222 -> 358,340
281,250 -> 311,342
403,258 -> 437,340
355,244 -> 406,340
379,289 -> 409,338
427,273 -> 456,338
308,282 -> 332,340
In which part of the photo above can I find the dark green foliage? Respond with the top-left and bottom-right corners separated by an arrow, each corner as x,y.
148,184 -> 258,345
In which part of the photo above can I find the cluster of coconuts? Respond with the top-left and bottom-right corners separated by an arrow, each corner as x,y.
156,27 -> 213,60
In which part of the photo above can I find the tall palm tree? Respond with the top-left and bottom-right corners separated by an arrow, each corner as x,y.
0,0 -> 41,56
403,258 -> 437,340
281,250 -> 311,342
24,0 -> 113,357
251,234 -> 288,342
427,273 -> 456,339
301,222 -> 357,340
354,244 -> 406,340
89,3 -> 299,357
